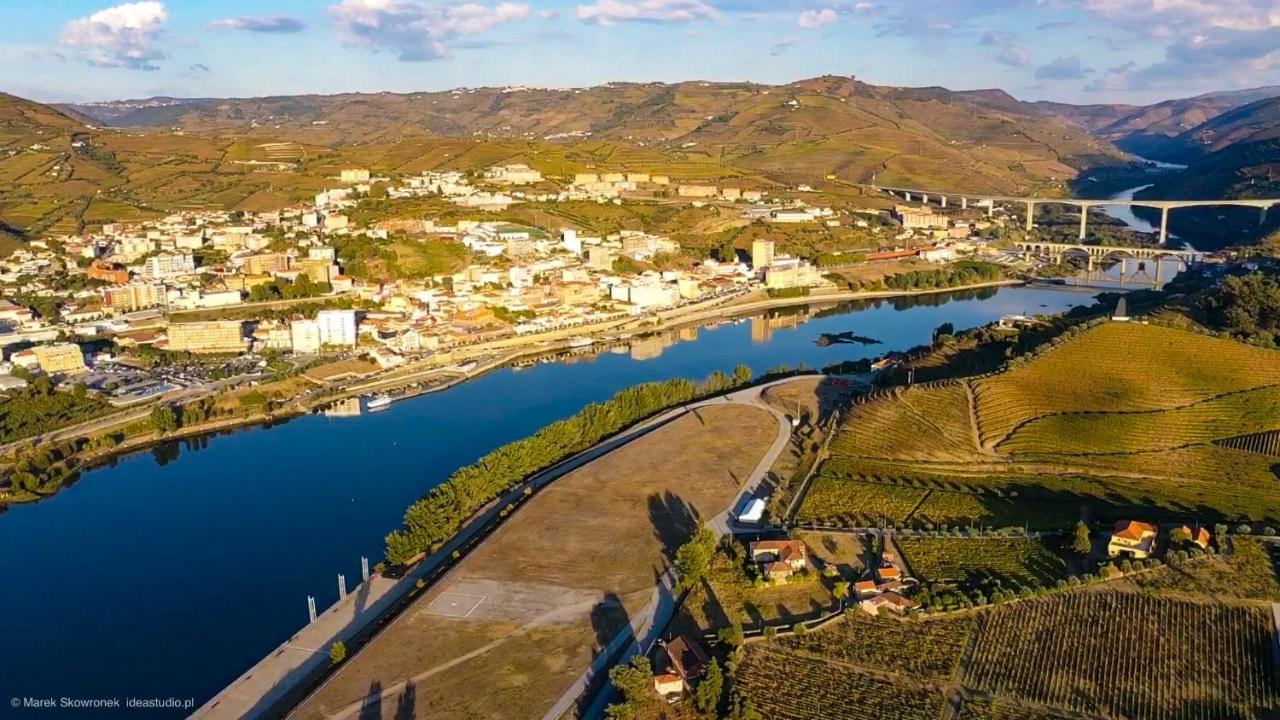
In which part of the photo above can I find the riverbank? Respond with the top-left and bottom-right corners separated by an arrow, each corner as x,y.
0,278 -> 1028,509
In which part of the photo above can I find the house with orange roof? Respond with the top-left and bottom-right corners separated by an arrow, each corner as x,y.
859,591 -> 914,616
1177,525 -> 1212,550
1108,519 -> 1158,559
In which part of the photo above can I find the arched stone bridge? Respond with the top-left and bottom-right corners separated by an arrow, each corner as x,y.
1012,241 -> 1205,277
866,184 -> 1280,244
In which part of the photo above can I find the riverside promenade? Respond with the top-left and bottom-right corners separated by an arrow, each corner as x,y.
191,382 -> 772,719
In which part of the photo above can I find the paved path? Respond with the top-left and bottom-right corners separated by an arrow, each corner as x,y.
194,379 -> 795,720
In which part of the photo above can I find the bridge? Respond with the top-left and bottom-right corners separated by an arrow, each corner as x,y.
867,184 -> 1280,244
1011,241 -> 1205,277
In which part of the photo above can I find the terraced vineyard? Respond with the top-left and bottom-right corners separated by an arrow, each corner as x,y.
999,385 -> 1280,455
972,323 -> 1280,448
964,592 -> 1280,720
795,477 -> 928,526
829,382 -> 981,462
775,611 -> 974,679
954,695 -> 1077,720
736,646 -> 947,720
1218,429 -> 1280,457
798,323 -> 1280,528
897,537 -> 1067,589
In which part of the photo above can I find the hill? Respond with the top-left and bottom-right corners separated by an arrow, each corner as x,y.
799,321 -> 1280,530
65,75 -> 1127,194
1033,86 -> 1280,162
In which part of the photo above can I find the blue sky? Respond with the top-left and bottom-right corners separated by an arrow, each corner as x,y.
2,0 -> 1278,105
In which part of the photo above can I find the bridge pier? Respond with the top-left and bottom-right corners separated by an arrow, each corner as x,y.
1025,201 -> 1035,232
922,193 -> 929,205
986,200 -> 994,217
1078,205 -> 1088,241
1159,207 -> 1170,245
1261,207 -> 1269,226
941,196 -> 947,208
904,192 -> 911,202
961,197 -> 968,210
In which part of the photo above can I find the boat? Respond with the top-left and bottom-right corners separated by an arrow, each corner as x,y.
567,336 -> 595,348
366,394 -> 393,411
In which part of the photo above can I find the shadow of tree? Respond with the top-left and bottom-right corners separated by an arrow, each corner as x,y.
358,680 -> 382,720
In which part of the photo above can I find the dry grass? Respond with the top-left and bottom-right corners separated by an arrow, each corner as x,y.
291,403 -> 775,720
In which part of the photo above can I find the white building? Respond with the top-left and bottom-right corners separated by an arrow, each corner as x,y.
316,309 -> 358,348
141,253 -> 196,279
290,319 -> 321,354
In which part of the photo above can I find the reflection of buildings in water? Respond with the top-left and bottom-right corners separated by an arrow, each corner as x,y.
677,326 -> 699,343
323,397 -> 362,418
750,310 -> 811,344
630,330 -> 678,361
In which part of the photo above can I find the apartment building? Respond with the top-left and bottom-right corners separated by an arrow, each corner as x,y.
166,321 -> 247,353
32,343 -> 86,374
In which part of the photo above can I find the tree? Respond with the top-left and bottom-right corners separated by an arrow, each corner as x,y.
833,580 -> 851,604
1071,521 -> 1091,556
149,405 -> 179,434
732,364 -> 753,386
717,621 -> 744,649
329,640 -> 346,665
695,658 -> 723,716
604,656 -> 652,720
674,526 -> 717,593
1169,526 -> 1192,547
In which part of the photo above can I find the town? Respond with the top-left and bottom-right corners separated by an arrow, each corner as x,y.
0,163 -> 1018,416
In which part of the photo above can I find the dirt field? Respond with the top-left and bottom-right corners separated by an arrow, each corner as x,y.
291,403 -> 776,720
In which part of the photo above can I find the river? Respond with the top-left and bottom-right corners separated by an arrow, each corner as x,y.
0,286 -> 1095,717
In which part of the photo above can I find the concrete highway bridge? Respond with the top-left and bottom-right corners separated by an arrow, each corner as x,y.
868,184 -> 1280,244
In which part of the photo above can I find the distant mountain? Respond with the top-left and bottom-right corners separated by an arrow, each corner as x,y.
65,76 -> 1125,195
1091,86 -> 1280,161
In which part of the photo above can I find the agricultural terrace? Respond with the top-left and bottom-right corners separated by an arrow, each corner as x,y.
736,646 -> 947,720
972,323 -> 1280,449
290,404 -> 775,720
798,322 -> 1280,527
964,591 -> 1280,720
896,537 -> 1067,591
774,610 -> 973,680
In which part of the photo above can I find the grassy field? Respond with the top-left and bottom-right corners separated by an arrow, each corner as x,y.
290,404 -> 775,720
896,537 -> 1067,590
964,591 -> 1280,720
799,322 -> 1280,528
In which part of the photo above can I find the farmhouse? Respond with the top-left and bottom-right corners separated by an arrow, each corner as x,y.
665,636 -> 709,682
859,591 -> 915,616
750,539 -> 808,581
1108,520 -> 1158,559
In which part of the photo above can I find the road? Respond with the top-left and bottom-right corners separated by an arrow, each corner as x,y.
550,380 -> 797,720
195,378 -> 799,720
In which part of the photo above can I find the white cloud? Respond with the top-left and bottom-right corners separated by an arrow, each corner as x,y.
329,0 -> 530,60
59,1 -> 168,70
1074,0 -> 1280,92
574,0 -> 718,26
798,8 -> 838,29
210,16 -> 307,33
